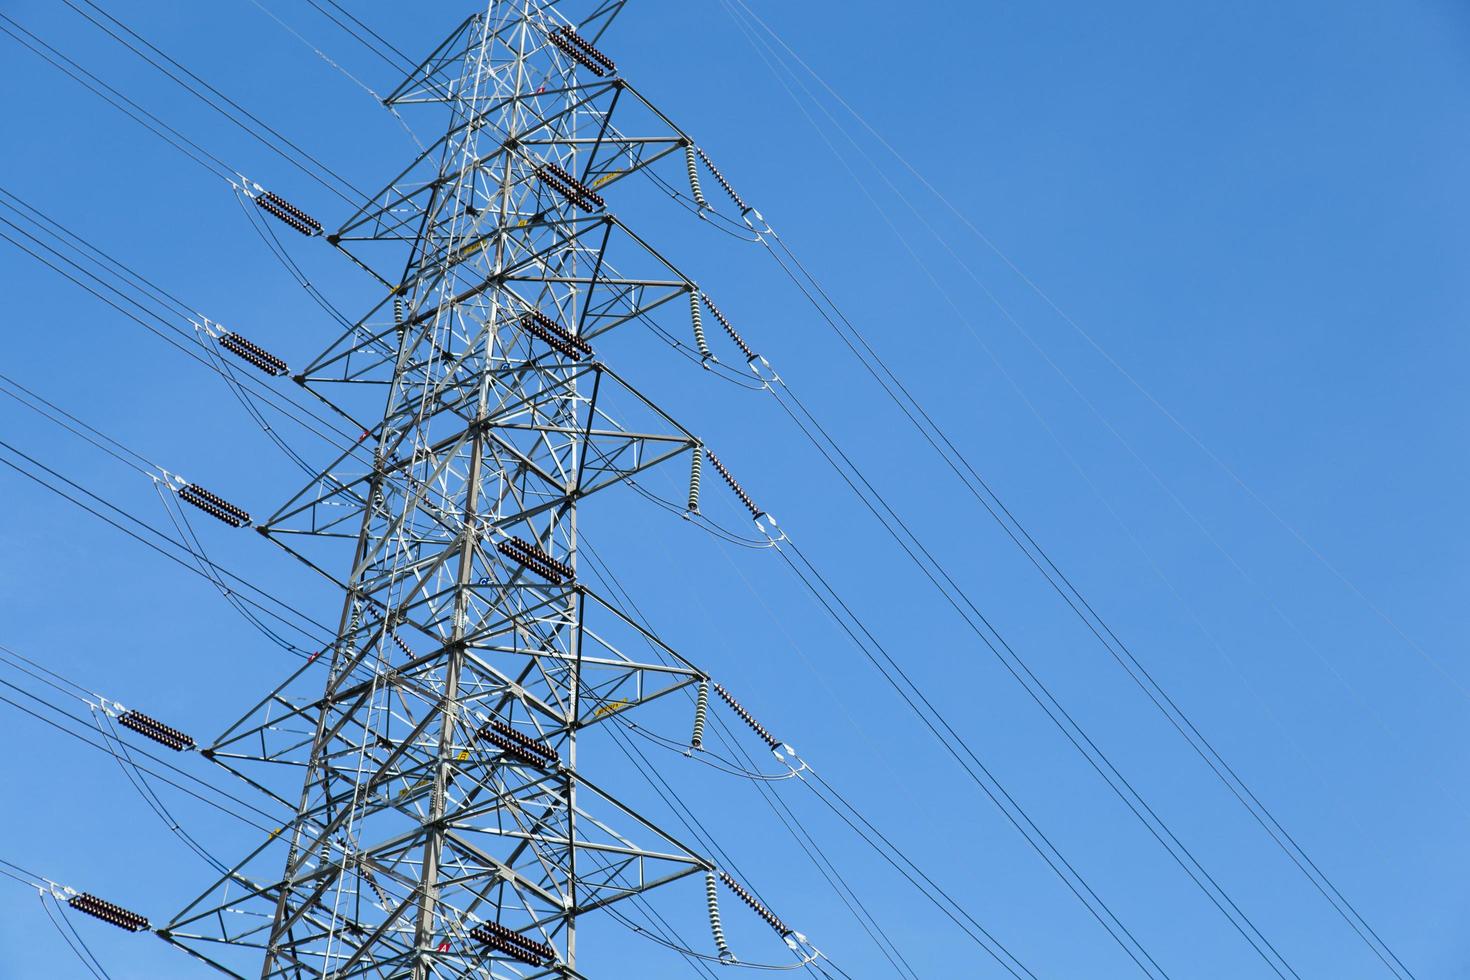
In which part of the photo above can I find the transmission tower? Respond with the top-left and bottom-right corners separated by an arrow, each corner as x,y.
161,3 -> 763,975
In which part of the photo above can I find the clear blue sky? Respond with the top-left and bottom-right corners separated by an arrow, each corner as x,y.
0,1 -> 1467,977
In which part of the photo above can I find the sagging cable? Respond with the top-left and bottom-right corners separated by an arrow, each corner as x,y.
695,146 -> 751,215
253,189 -> 323,237
521,309 -> 593,361
684,144 -> 710,211
691,679 -> 710,751
704,450 -> 763,520
700,293 -> 756,361
705,870 -> 734,962
535,162 -> 605,212
471,920 -> 555,967
547,25 -> 615,77
477,718 -> 557,769
219,331 -> 288,376
67,892 -> 150,933
687,446 -> 703,514
175,482 -> 251,528
688,290 -> 714,362
495,535 -> 573,585
117,708 -> 195,752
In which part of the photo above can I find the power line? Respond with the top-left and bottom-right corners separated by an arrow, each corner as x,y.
703,5 -> 1412,975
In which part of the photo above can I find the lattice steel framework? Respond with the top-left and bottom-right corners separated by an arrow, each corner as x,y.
162,3 -> 726,976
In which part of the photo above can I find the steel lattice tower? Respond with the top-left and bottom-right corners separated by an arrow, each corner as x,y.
163,3 -> 735,976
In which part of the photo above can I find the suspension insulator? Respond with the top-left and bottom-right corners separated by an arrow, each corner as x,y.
705,870 -> 734,961
495,536 -> 574,585
67,893 -> 150,932
720,870 -> 793,937
688,290 -> 713,361
117,709 -> 195,752
534,162 -> 605,212
178,484 -> 251,528
712,682 -> 779,751
357,858 -> 389,907
691,679 -> 709,750
393,297 -> 405,341
703,451 -> 763,521
219,331 -> 288,376
477,718 -> 557,769
470,921 -> 555,967
521,309 -> 593,361
254,190 -> 322,236
684,144 -> 710,210
388,628 -> 414,660
699,293 -> 756,361
547,25 -> 615,76
694,146 -> 750,215
687,446 -> 703,514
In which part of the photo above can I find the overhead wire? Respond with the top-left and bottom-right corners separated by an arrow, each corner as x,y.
570,537 -> 843,976
579,537 -> 1027,979
0,3 -> 1379,976
756,524 -> 1170,979
305,0 -> 419,75
40,889 -> 113,980
0,437 -> 332,657
698,4 -> 1409,976
727,0 -> 1451,721
682,525 -> 1061,980
0,672 -> 283,833
0,354 -> 324,653
0,199 -> 362,459
242,0 -> 426,152
689,23 -> 1283,971
579,544 -> 890,972
760,372 -> 1300,975
60,0 -> 369,208
0,6 -> 847,975
0,15 -> 237,184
